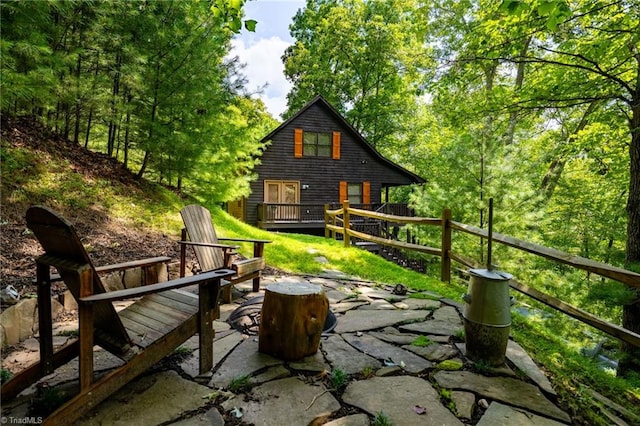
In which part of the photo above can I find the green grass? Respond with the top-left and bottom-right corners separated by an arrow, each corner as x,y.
228,375 -> 251,393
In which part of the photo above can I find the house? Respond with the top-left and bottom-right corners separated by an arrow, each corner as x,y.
228,95 -> 425,233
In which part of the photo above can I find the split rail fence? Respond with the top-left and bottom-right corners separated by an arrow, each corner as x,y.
324,201 -> 640,348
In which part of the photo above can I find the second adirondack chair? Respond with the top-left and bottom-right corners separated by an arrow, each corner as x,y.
179,204 -> 271,303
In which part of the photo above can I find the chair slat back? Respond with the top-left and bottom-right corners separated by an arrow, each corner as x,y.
26,206 -> 131,352
180,205 -> 226,271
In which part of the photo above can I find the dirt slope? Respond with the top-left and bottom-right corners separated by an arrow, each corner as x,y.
1,116 -> 181,298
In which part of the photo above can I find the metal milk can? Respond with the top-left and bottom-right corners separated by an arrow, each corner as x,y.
462,268 -> 513,366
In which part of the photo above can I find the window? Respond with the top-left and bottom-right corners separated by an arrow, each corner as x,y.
340,181 -> 371,204
303,132 -> 332,157
348,183 -> 362,204
294,129 -> 341,159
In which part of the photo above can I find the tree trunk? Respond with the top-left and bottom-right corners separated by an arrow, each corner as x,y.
618,101 -> 640,377
539,101 -> 598,202
505,37 -> 531,146
107,52 -> 122,157
84,108 -> 93,148
73,53 -> 82,145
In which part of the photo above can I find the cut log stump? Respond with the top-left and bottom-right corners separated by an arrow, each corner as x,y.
258,282 -> 329,361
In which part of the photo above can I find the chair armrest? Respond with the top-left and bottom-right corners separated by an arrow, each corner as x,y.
218,238 -> 272,244
79,269 -> 235,303
34,256 -> 172,284
179,240 -> 240,250
94,256 -> 172,274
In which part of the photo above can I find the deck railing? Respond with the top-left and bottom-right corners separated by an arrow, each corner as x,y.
258,203 -> 411,224
325,201 -> 640,348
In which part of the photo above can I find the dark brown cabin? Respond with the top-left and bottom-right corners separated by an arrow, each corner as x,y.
229,95 -> 425,233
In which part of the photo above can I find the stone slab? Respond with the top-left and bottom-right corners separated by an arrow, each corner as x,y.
170,408 -> 225,426
289,350 -> 328,372
233,377 -> 340,426
433,371 -> 571,423
180,332 -> 243,378
432,306 -> 462,323
369,327 -> 421,345
356,299 -> 396,310
342,376 -> 463,426
249,365 -> 290,385
506,340 -> 556,396
325,289 -> 352,304
451,391 -> 475,420
400,319 -> 463,336
322,334 -> 381,375
324,413 -> 370,426
343,333 -> 433,374
330,301 -> 369,313
335,309 -> 428,334
477,402 -> 568,426
403,342 -> 459,362
394,298 -> 441,310
209,338 -> 283,388
356,287 -> 395,300
82,370 -> 211,425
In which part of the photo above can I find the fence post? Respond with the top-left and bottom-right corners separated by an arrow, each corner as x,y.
324,204 -> 330,238
441,208 -> 452,282
343,200 -> 350,248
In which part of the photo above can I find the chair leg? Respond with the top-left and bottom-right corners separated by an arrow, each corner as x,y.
222,285 -> 232,304
199,280 -> 220,373
252,276 -> 260,293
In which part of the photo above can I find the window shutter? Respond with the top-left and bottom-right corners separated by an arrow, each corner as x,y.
363,181 -> 371,204
294,128 -> 303,158
339,181 -> 347,203
332,131 -> 341,159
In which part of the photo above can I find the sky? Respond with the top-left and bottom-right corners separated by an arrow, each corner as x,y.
230,0 -> 306,119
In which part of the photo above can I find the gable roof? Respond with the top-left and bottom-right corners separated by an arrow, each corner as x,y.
260,95 -> 425,185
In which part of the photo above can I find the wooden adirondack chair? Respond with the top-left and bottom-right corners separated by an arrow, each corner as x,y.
0,206 -> 234,425
179,204 -> 271,303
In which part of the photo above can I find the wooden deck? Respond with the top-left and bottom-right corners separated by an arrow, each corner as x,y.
257,203 -> 412,231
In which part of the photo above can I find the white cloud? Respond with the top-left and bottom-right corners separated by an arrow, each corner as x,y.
231,36 -> 292,119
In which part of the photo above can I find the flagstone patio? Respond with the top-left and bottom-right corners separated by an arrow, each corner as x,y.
1,273 -> 572,425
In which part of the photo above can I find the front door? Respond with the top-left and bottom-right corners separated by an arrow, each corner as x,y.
264,180 -> 300,220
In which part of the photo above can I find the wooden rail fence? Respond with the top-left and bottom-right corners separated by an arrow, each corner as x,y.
325,201 -> 640,348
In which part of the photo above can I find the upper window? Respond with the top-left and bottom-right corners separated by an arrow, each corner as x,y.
294,128 -> 341,159
303,132 -> 332,157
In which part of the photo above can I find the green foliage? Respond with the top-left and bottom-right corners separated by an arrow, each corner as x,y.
228,375 -> 251,393
471,360 -> 492,375
284,0 -> 433,152
56,329 -> 79,338
360,366 -> 375,379
329,368 -> 348,390
1,0 -> 272,203
373,411 -> 393,426
1,368 -> 13,384
411,336 -> 433,347
30,387 -> 69,417
438,387 -> 457,413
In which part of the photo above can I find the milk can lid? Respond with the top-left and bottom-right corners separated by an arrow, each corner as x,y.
469,268 -> 513,281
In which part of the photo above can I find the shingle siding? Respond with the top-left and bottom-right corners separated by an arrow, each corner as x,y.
246,98 -> 423,226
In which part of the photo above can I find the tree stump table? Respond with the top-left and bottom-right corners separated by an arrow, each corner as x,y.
258,282 -> 329,361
